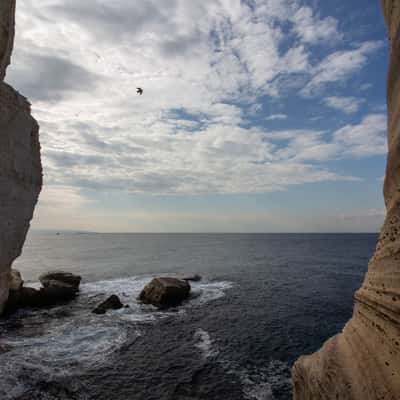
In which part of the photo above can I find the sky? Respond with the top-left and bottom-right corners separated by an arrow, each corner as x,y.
6,0 -> 389,233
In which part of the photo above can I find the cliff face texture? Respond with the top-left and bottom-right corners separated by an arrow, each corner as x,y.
0,0 -> 42,314
292,2 -> 400,399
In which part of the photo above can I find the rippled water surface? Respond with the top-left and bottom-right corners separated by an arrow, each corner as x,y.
0,232 -> 377,399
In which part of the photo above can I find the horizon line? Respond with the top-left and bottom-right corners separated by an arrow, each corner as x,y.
31,229 -> 380,235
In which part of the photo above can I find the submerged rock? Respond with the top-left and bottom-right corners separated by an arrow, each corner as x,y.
182,274 -> 202,282
92,295 -> 124,314
139,277 -> 191,308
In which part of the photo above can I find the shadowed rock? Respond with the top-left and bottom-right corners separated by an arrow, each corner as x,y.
19,287 -> 41,308
0,0 -> 42,314
39,280 -> 78,301
39,271 -> 81,291
92,295 -> 124,314
5,270 -> 82,313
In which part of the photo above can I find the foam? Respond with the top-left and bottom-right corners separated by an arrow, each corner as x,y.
190,281 -> 234,305
222,359 -> 291,400
0,275 -> 234,399
194,328 -> 219,359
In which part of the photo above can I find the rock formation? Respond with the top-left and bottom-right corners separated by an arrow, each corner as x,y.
292,1 -> 400,399
0,0 -> 42,314
5,270 -> 81,313
139,277 -> 191,308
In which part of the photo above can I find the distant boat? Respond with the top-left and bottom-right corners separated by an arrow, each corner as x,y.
56,232 -> 60,236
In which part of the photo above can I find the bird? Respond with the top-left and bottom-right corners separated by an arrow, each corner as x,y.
136,87 -> 143,95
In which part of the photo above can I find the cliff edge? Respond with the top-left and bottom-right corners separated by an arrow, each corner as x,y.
292,1 -> 400,399
0,0 -> 42,314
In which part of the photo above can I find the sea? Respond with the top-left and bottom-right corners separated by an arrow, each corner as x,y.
0,232 -> 378,400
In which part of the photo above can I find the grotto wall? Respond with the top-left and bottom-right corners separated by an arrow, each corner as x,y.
0,0 -> 42,314
292,1 -> 400,399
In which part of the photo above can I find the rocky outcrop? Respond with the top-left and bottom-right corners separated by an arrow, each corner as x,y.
5,270 -> 81,313
0,0 -> 42,314
39,271 -> 82,292
292,2 -> 400,399
139,277 -> 191,308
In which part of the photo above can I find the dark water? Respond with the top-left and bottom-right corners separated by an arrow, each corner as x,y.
0,232 -> 377,400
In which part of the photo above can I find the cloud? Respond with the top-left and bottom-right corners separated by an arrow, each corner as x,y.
301,41 -> 383,96
248,103 -> 263,115
334,114 -> 387,157
324,96 -> 365,114
38,121 -> 357,194
291,5 -> 342,44
7,0 -> 385,200
265,114 -> 288,120
32,200 -> 385,233
359,83 -> 373,91
37,186 -> 92,211
267,113 -> 387,162
6,52 -> 98,102
35,112 -> 388,195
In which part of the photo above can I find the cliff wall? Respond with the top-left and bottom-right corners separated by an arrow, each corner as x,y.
0,0 -> 42,314
292,1 -> 400,399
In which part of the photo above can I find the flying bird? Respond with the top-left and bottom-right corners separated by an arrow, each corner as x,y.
137,87 -> 143,95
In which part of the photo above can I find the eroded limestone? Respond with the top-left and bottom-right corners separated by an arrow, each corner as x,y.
292,2 -> 400,399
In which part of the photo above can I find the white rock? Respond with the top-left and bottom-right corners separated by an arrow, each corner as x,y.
293,2 -> 400,399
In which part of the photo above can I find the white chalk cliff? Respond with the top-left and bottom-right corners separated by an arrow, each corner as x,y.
0,0 -> 42,314
293,1 -> 400,399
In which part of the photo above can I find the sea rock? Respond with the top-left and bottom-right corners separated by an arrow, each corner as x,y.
0,0 -> 42,314
39,280 -> 78,302
4,271 -> 81,312
14,284 -> 77,309
5,286 -> 40,313
292,2 -> 400,399
92,295 -> 124,314
19,287 -> 41,308
39,271 -> 81,292
139,277 -> 191,308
